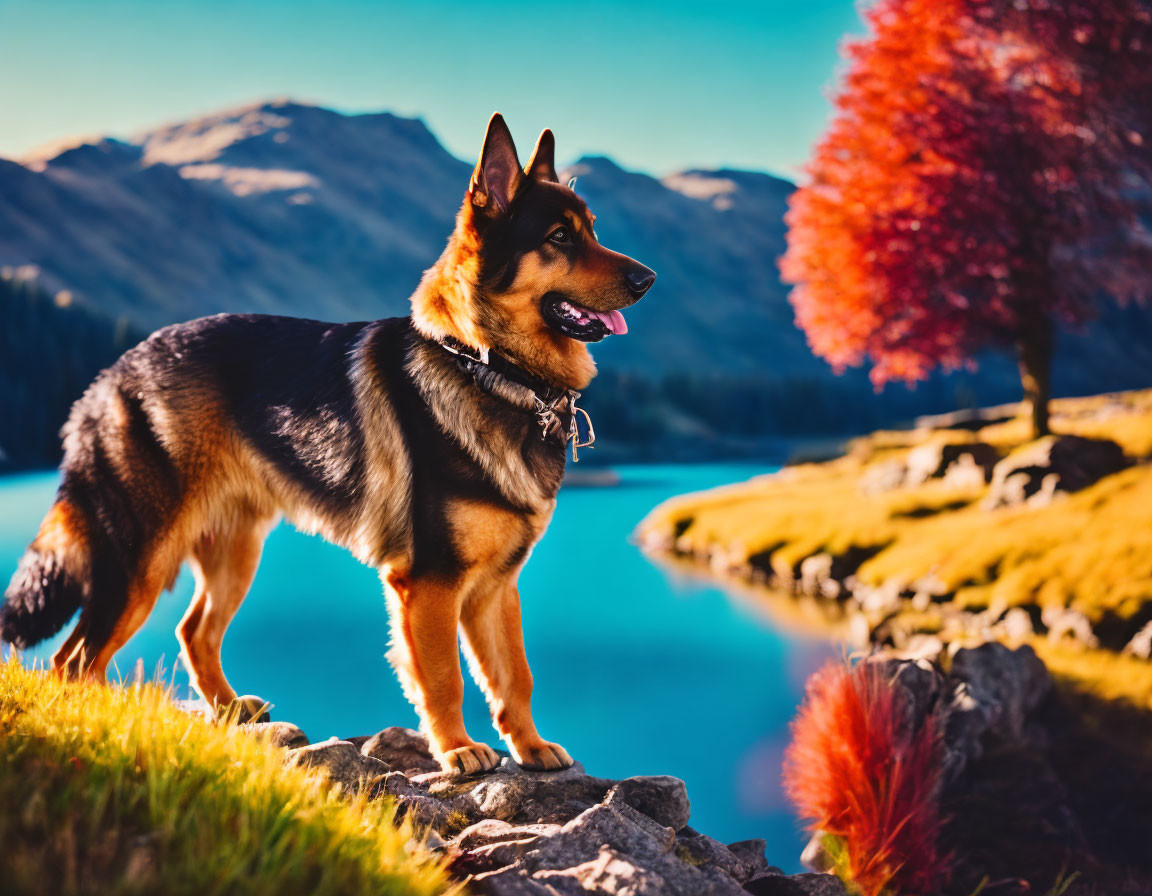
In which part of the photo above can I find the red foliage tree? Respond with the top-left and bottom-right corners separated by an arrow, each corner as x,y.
783,661 -> 949,896
781,0 -> 1152,438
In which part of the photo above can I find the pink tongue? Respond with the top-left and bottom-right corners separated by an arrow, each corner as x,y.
595,309 -> 628,335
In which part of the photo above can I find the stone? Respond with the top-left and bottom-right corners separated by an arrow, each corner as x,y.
471,866 -> 580,895
381,771 -> 479,833
245,720 -> 308,749
799,832 -> 835,873
517,801 -> 675,871
1041,606 -> 1099,648
360,726 -> 441,773
725,839 -> 773,877
983,435 -> 1128,510
467,760 -> 614,825
904,440 -> 999,487
610,776 -> 692,831
537,847 -> 673,895
859,457 -> 908,494
674,830 -> 750,880
285,739 -> 389,792
1124,620 -> 1152,659
947,642 -> 1050,749
744,872 -> 849,895
449,819 -> 562,876
997,607 -> 1035,642
799,553 -> 835,598
940,452 -> 994,489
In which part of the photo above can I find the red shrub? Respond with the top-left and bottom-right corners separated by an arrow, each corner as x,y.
783,661 -> 949,896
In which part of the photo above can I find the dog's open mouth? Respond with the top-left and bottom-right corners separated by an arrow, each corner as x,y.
540,292 -> 629,342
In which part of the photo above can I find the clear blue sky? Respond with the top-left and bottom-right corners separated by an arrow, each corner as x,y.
0,0 -> 864,178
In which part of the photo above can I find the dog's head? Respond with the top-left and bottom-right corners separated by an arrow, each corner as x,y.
412,113 -> 656,390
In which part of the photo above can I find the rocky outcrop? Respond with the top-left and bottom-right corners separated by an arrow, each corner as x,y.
860,441 -> 999,493
246,721 -> 844,896
983,435 -> 1128,509
798,643 -> 1055,877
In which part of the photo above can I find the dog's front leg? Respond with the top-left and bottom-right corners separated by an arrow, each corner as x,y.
460,578 -> 574,771
384,569 -> 499,774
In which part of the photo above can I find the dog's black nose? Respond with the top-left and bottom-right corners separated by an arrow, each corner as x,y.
626,265 -> 656,298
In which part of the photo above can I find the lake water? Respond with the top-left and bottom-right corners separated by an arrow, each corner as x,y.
0,464 -> 834,870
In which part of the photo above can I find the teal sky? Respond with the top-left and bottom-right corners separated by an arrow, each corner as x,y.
0,0 -> 864,178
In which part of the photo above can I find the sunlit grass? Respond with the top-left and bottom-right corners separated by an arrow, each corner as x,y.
0,655 -> 455,896
640,390 -> 1152,631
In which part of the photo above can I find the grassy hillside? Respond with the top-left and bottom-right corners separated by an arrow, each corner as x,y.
0,657 -> 453,896
638,389 -> 1152,708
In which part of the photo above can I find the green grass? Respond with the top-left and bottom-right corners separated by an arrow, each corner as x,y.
0,656 -> 455,896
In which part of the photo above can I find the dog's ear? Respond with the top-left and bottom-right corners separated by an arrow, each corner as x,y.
470,113 -> 522,214
525,129 -> 558,183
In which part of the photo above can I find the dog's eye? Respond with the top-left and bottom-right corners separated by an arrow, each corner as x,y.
546,226 -> 571,245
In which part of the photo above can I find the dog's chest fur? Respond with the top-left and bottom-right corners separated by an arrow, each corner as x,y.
354,318 -> 566,577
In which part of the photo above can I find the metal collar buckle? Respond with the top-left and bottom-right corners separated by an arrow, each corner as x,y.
533,390 -> 595,462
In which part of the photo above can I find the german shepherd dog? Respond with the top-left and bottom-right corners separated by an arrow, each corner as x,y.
0,114 -> 655,773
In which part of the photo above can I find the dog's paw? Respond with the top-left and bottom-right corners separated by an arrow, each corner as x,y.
440,742 -> 501,775
510,739 -> 574,771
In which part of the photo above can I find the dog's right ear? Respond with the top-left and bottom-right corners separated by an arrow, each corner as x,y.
470,113 -> 522,215
525,129 -> 558,183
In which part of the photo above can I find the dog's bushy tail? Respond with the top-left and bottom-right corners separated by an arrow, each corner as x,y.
1,500 -> 90,649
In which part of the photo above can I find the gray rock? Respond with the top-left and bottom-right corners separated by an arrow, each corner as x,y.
674,830 -> 750,880
467,760 -> 614,825
381,771 -> 479,833
360,726 -> 441,773
984,435 -> 1128,509
450,819 -> 562,876
997,607 -> 1035,642
1041,606 -> 1099,648
244,721 -> 308,750
799,832 -> 835,874
471,866 -> 581,895
537,845 -> 747,895
744,872 -> 849,895
285,739 -> 389,792
950,642 -> 1050,743
725,839 -> 773,877
520,801 -> 674,871
519,803 -> 747,895
905,440 -> 999,486
859,457 -> 908,494
610,776 -> 691,831
1124,619 -> 1152,658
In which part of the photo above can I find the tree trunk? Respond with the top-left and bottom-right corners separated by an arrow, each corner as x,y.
1016,321 -> 1053,440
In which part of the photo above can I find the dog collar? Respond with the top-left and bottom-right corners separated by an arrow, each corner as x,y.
433,335 -> 595,462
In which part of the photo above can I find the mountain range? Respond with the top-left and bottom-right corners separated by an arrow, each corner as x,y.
2,98 -> 1151,467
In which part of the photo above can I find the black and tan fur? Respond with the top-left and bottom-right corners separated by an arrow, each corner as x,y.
0,115 -> 655,773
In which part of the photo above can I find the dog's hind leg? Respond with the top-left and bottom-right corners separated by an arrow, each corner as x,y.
460,579 -> 573,771
81,533 -> 188,682
178,517 -> 271,709
384,569 -> 499,774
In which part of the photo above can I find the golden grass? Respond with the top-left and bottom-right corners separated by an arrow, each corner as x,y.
638,390 -> 1152,627
1031,638 -> 1152,716
0,656 -> 455,896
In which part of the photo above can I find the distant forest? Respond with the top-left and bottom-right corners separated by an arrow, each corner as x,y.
4,273 -> 1151,472
0,277 -> 143,471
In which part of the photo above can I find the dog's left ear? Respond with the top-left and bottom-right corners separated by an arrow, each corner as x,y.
470,113 -> 522,214
525,129 -> 558,183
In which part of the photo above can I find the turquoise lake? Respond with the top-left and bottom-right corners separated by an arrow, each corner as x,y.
0,464 -> 835,870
